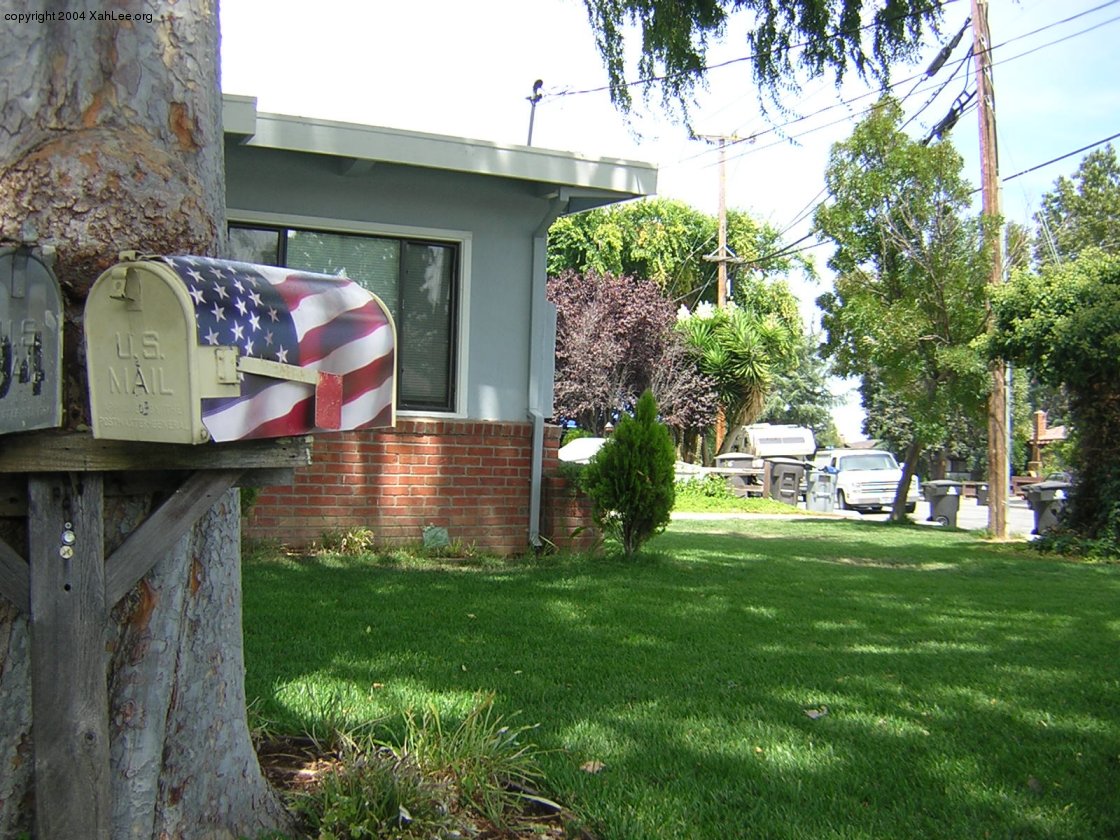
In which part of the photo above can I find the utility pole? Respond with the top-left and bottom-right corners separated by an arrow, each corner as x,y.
698,134 -> 745,452
698,134 -> 743,306
972,0 -> 1009,538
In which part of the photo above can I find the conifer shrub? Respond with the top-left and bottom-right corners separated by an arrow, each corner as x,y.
583,390 -> 676,558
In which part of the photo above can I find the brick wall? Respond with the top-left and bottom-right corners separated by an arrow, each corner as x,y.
244,419 -> 589,556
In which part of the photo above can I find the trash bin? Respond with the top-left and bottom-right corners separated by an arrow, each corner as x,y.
1023,480 -> 1071,535
766,458 -> 806,506
806,469 -> 836,513
923,479 -> 962,526
975,483 -> 989,506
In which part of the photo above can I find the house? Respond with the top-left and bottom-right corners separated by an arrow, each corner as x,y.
222,96 -> 657,554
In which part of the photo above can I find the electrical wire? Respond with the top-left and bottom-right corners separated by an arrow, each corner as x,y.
544,0 -> 965,101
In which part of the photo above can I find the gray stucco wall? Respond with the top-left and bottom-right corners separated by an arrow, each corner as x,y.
224,142 -> 549,422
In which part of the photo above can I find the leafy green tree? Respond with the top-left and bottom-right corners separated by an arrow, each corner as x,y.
758,333 -> 839,444
1034,145 -> 1120,266
582,0 -> 942,122
813,98 -> 990,520
548,198 -> 800,305
989,250 -> 1120,554
584,390 -> 677,558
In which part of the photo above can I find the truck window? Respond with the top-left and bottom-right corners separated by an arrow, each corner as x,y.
838,453 -> 898,471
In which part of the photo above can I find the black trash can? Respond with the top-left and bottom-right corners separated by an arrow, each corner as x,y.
766,458 -> 806,506
923,479 -> 962,526
1023,480 -> 1071,535
975,483 -> 989,506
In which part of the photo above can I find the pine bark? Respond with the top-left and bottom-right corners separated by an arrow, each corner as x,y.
0,1 -> 292,836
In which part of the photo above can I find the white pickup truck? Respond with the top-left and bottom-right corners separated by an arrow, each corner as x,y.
813,448 -> 920,514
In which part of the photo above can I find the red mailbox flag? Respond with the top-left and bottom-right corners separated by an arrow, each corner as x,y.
163,256 -> 395,442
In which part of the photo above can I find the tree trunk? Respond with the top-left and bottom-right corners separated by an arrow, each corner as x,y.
0,2 -> 292,836
891,439 -> 923,522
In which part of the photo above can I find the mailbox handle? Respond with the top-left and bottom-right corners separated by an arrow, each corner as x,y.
236,355 -> 343,430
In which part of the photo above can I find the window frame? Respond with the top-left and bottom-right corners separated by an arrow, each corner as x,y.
226,210 -> 471,417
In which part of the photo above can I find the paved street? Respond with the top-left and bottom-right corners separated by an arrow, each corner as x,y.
829,495 -> 1038,538
675,495 -> 1040,538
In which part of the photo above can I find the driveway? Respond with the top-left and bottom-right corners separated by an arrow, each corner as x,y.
674,496 -> 1040,538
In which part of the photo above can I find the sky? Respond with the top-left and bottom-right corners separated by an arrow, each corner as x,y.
220,0 -> 1120,440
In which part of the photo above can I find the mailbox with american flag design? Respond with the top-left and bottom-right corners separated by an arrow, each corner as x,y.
84,254 -> 396,444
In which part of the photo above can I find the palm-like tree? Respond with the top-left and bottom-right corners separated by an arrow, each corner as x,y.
677,303 -> 797,454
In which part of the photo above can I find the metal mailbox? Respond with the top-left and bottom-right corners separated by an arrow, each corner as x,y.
85,254 -> 396,444
0,247 -> 63,434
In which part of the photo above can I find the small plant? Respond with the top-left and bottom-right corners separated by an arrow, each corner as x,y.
675,474 -> 737,501
583,390 -> 676,558
293,735 -> 454,839
401,693 -> 544,831
318,526 -> 376,556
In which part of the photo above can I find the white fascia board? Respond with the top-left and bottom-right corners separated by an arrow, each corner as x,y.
222,95 -> 657,199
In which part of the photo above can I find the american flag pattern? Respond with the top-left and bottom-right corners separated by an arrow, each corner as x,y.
161,256 -> 395,442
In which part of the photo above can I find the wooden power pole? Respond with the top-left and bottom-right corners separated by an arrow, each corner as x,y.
972,0 -> 1009,538
699,134 -> 745,452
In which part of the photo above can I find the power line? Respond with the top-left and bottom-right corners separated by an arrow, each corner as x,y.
544,0 -> 965,101
679,2 -> 1120,169
1001,130 -> 1120,184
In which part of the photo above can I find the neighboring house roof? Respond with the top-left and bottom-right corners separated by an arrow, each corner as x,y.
1039,425 -> 1067,443
222,95 -> 657,213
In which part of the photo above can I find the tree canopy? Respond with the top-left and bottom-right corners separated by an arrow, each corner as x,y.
989,250 -> 1120,553
1034,145 -> 1120,266
582,0 -> 942,120
813,98 -> 991,518
547,270 -> 717,436
547,197 -> 801,305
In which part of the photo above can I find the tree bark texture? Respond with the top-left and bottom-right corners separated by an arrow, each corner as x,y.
0,1 -> 293,836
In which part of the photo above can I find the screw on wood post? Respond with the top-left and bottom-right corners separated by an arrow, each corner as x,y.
28,473 -> 110,840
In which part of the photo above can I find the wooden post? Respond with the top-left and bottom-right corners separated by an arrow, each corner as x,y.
972,0 -> 1008,538
28,473 -> 110,840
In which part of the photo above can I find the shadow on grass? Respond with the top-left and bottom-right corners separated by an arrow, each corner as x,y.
243,519 -> 1120,840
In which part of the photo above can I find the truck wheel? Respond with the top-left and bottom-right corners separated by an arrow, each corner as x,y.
905,503 -> 916,514
836,490 -> 848,510
935,515 -> 950,526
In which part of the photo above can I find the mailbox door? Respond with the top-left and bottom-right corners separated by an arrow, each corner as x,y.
0,248 -> 63,433
86,261 -> 206,444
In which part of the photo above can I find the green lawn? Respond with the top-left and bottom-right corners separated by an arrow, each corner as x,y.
243,519 -> 1120,839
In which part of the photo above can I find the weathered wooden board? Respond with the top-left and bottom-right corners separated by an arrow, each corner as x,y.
0,431 -> 312,473
28,473 -> 110,840
105,469 -> 242,606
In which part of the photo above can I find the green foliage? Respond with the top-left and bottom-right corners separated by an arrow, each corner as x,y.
990,250 -> 1120,550
317,527 -> 377,556
676,299 -> 799,449
584,390 -> 677,557
547,197 -> 807,305
295,742 -> 453,839
1034,144 -> 1120,265
400,694 -> 544,831
758,332 -> 839,441
813,98 -> 991,515
291,694 -> 545,839
582,0 -> 941,122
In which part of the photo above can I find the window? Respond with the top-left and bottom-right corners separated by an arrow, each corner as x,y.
228,224 -> 459,412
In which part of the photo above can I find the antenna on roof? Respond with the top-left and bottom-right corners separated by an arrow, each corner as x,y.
526,80 -> 544,146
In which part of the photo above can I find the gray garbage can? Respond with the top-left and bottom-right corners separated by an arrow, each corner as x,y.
1024,480 -> 1071,535
766,458 -> 805,506
806,470 -> 836,513
975,483 -> 989,506
923,479 -> 962,526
